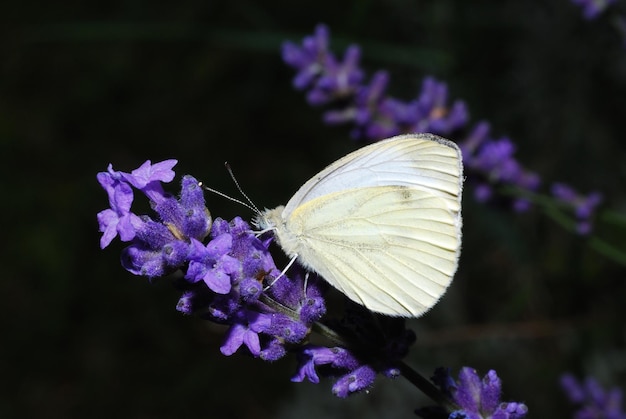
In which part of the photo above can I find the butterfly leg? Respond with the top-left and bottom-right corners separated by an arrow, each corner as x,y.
263,253 -> 299,290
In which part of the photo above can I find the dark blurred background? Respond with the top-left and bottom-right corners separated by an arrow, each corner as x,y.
2,1 -> 626,417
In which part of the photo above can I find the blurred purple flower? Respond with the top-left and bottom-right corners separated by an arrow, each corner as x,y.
282,24 -> 331,91
283,24 -> 468,142
561,373 -> 626,418
571,0 -> 616,20
283,24 -> 573,219
459,124 -> 541,212
552,183 -> 602,235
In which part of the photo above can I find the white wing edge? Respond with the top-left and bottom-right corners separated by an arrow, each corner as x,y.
282,133 -> 463,218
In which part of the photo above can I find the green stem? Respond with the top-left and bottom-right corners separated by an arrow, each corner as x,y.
589,236 -> 626,265
398,361 -> 459,412
499,186 -> 626,266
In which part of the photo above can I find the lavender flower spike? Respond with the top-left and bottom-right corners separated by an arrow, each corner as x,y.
284,25 -> 567,220
282,24 -> 469,142
97,160 -> 450,401
417,367 -> 528,418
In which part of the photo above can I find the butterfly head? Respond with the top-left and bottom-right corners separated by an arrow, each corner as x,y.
254,205 -> 304,258
253,206 -> 285,233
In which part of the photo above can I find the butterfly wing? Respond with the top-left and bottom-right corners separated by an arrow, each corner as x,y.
285,185 -> 459,317
283,133 -> 463,218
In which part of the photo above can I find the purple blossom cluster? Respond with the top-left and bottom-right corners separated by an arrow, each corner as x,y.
561,373 -> 626,418
571,0 -> 617,20
97,160 -> 528,412
96,159 -> 417,398
282,24 -> 467,141
282,24 -> 603,232
459,122 -> 540,213
417,367 -> 529,419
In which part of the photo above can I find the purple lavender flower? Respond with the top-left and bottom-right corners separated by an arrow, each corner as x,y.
121,220 -> 185,277
96,164 -> 143,248
266,270 -> 327,325
283,24 -> 611,233
186,235 -> 240,294
282,24 -> 330,91
220,309 -> 272,356
459,124 -> 540,212
572,0 -> 616,20
116,174 -> 212,278
552,183 -> 602,235
353,76 -> 468,140
282,25 -> 364,106
283,24 -> 468,142
561,373 -> 626,418
179,216 -> 281,322
288,305 -> 417,398
308,45 -> 364,106
333,365 -> 378,398
292,346 -> 361,384
96,159 -> 182,250
291,345 -> 378,398
97,160 -> 424,400
122,159 -> 178,204
411,77 -> 469,134
417,367 -> 528,418
282,25 -> 552,217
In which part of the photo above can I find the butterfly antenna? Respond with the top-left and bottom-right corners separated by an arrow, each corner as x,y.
198,182 -> 256,213
225,162 -> 262,216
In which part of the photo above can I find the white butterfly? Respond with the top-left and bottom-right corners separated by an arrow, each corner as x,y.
255,133 -> 463,317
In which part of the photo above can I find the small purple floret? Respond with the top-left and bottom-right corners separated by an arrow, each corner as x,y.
332,365 -> 377,398
186,235 -> 240,294
97,165 -> 142,248
122,159 -> 177,204
220,310 -> 272,356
